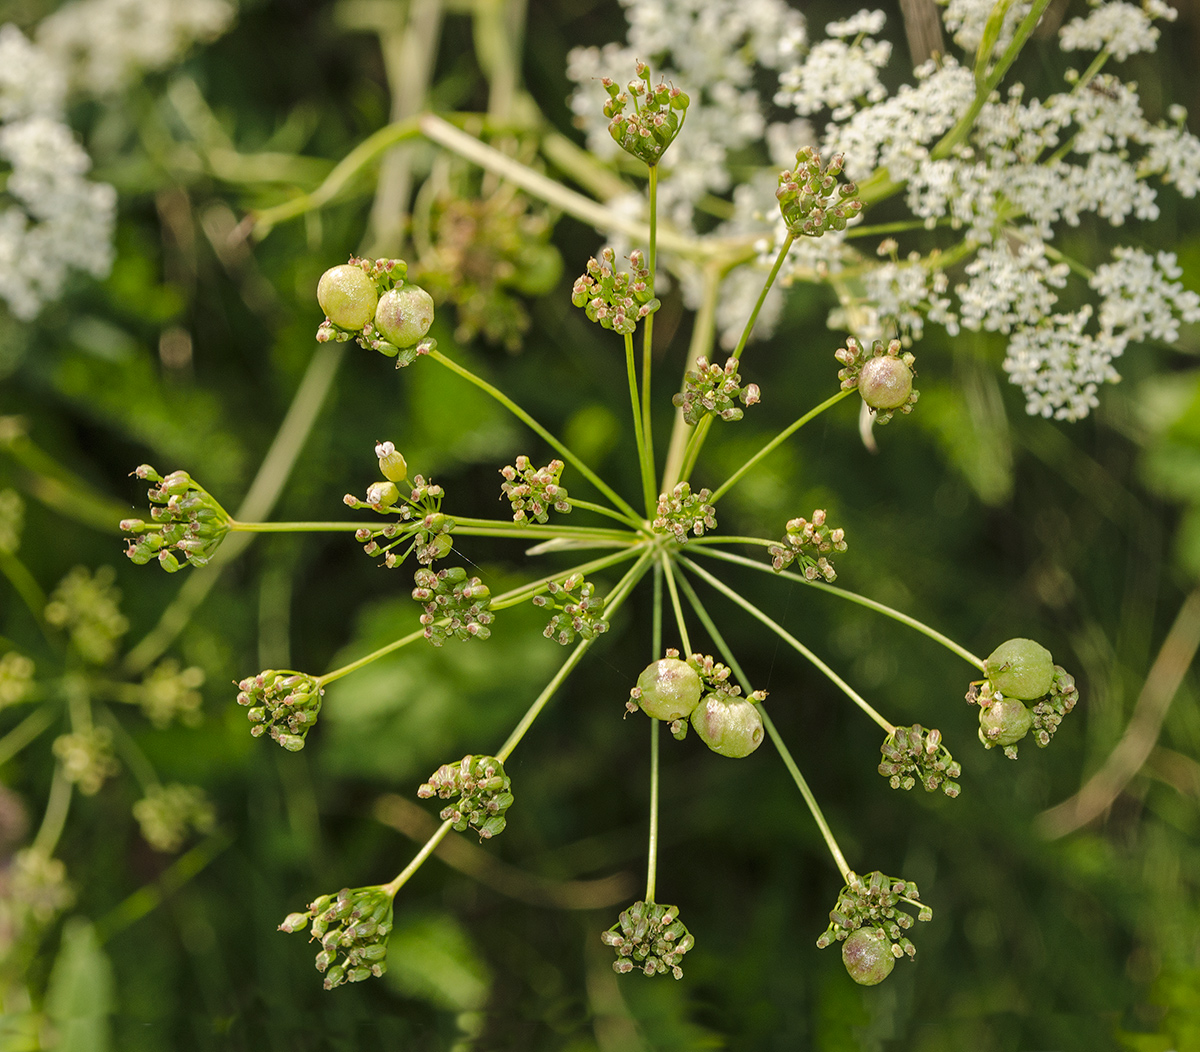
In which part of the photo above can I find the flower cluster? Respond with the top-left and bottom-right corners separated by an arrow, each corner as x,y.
532,573 -> 608,645
44,565 -> 129,665
672,356 -> 760,425
417,754 -> 514,839
0,650 -> 35,708
52,727 -> 119,795
279,886 -> 393,990
346,460 -> 455,569
835,337 -> 918,424
122,465 -> 232,572
878,724 -> 961,797
411,566 -> 493,646
136,659 -> 205,729
766,509 -> 846,581
132,783 -> 217,852
677,652 -> 766,756
601,900 -> 694,978
571,247 -> 658,336
499,456 -> 570,524
316,257 -> 437,365
652,482 -> 716,542
816,870 -> 931,986
775,146 -> 863,238
235,670 -> 324,751
601,61 -> 689,168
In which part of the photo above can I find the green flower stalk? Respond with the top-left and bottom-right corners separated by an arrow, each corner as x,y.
122,466 -> 233,572
417,754 -> 514,839
280,885 -> 394,990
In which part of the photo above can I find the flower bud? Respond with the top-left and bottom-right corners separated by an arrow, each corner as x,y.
317,264 -> 379,331
690,694 -> 764,758
842,926 -> 895,986
858,355 -> 913,410
375,442 -> 408,483
374,286 -> 435,348
984,638 -> 1054,701
635,657 -> 702,721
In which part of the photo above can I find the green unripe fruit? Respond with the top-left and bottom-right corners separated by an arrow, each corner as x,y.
317,264 -> 379,331
985,638 -> 1054,700
374,285 -> 435,348
842,927 -> 895,986
366,481 -> 400,508
375,442 -> 408,483
978,698 -> 1033,747
636,658 -> 702,721
858,355 -> 913,410
691,694 -> 764,758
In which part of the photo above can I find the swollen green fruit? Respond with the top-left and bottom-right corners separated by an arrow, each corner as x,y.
636,658 -> 702,721
858,355 -> 913,410
978,698 -> 1033,747
690,694 -> 764,758
842,926 -> 895,985
985,638 -> 1054,700
317,264 -> 378,331
374,286 -> 435,348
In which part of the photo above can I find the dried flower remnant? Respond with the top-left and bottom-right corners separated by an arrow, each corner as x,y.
817,870 -> 931,984
653,483 -> 716,542
533,574 -> 609,645
411,566 -> 494,645
123,466 -> 232,573
879,725 -> 961,797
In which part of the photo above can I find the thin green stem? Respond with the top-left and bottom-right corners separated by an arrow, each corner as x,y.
495,548 -> 654,762
678,556 -> 894,734
317,628 -> 425,688
672,570 -> 851,882
489,547 -> 644,611
228,516 -> 639,543
0,551 -> 50,642
383,818 -> 455,897
624,331 -> 656,516
676,417 -> 713,488
730,233 -> 793,363
645,717 -> 660,904
660,555 -> 692,656
100,706 -> 160,793
710,389 -> 854,504
691,546 -> 986,671
428,349 -> 641,523
640,165 -> 659,517
0,704 -> 56,767
565,498 -> 642,528
33,763 -> 72,857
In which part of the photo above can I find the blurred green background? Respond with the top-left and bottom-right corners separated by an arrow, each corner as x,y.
2,0 -> 1200,1049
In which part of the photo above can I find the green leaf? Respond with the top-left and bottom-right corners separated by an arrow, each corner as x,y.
44,919 -> 114,1052
976,0 -> 1020,82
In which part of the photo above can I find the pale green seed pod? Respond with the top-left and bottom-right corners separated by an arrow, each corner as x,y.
842,926 -> 895,985
690,694 -> 764,758
978,698 -> 1033,747
317,264 -> 379,331
374,286 -> 435,348
636,658 -> 702,721
858,355 -> 913,410
985,638 -> 1054,700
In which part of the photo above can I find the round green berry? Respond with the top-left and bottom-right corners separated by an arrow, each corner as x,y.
858,355 -> 913,410
842,926 -> 895,986
317,264 -> 379,331
374,286 -> 435,348
985,638 -> 1054,701
636,658 -> 702,721
690,695 -> 764,758
978,698 -> 1033,747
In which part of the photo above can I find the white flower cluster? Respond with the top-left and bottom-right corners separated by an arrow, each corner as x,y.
774,12 -> 891,122
0,25 -> 115,321
936,0 -> 1033,53
1059,0 -> 1175,63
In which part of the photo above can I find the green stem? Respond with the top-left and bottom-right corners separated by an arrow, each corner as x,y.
0,704 -> 56,767
33,764 -> 72,857
624,331 -> 656,516
730,232 -> 794,363
0,550 -> 49,639
676,417 -> 713,488
660,554 -> 691,656
230,516 -> 638,544
383,818 -> 455,898
428,349 -> 641,523
99,706 -> 160,793
710,389 -> 854,504
640,166 -> 659,516
495,548 -> 654,762
678,556 -> 894,734
489,546 -> 644,611
316,628 -> 424,688
672,570 -> 851,882
691,546 -> 986,671
645,717 -> 660,904
565,498 -> 642,528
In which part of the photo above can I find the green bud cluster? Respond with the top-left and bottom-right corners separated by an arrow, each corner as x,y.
417,754 -> 514,839
0,651 -> 35,708
879,724 -> 962,797
52,727 -> 119,795
136,659 -> 205,729
316,257 -> 437,366
499,456 -> 570,524
133,783 -> 217,852
235,670 -> 324,751
44,565 -> 129,666
532,573 -> 608,644
412,566 -> 494,645
346,452 -> 455,569
767,509 -> 847,581
601,61 -> 690,168
652,482 -> 716,543
835,338 -> 919,423
601,900 -> 695,978
968,639 -> 1079,758
776,146 -> 863,237
571,247 -> 658,336
279,885 -> 393,990
816,870 -> 931,985
123,465 -> 232,573
672,355 -> 761,426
